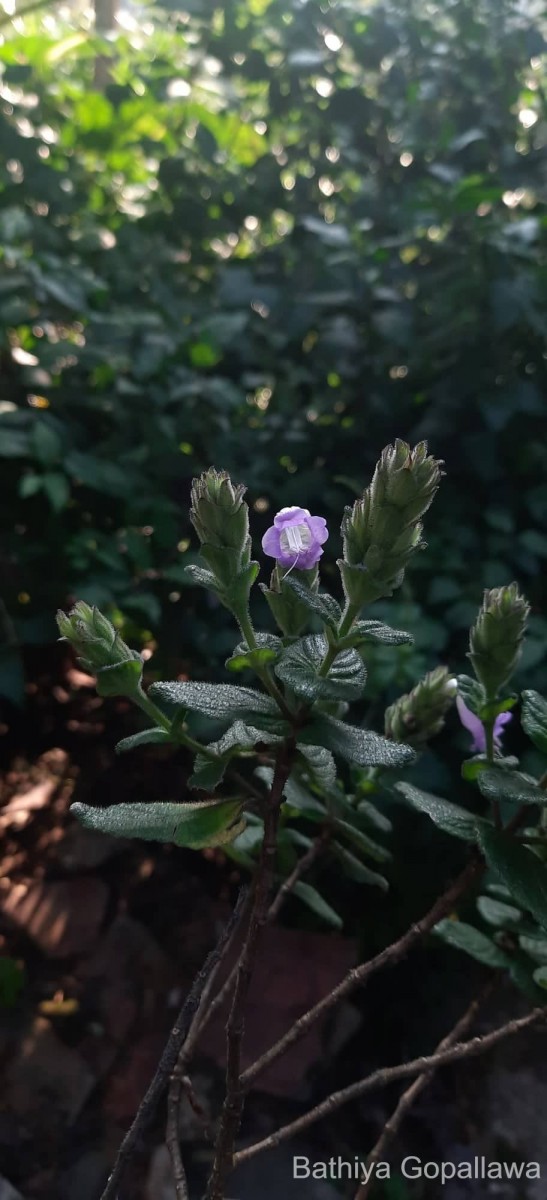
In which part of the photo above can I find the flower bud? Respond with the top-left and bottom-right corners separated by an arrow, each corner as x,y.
260,564 -> 318,637
190,469 -> 250,560
339,440 -> 443,607
56,602 -> 143,697
468,583 -> 530,700
384,666 -> 455,747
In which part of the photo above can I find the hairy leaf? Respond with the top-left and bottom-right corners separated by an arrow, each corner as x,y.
331,841 -> 389,890
284,578 -> 342,629
71,798 -> 245,849
434,918 -> 509,969
476,767 -> 544,806
350,619 -> 413,646
476,895 -> 523,929
293,881 -> 343,929
478,826 -> 547,932
149,680 -> 278,718
395,782 -> 481,842
300,715 -> 414,769
521,690 -> 547,756
275,634 -> 367,701
115,727 -> 171,754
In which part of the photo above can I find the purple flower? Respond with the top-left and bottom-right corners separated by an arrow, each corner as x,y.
262,506 -> 328,570
456,695 -> 512,753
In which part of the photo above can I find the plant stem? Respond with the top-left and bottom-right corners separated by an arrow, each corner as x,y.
234,1006 -> 545,1164
353,978 -> 497,1199
235,607 -> 293,719
99,891 -> 248,1200
134,685 -> 219,761
318,628 -> 339,678
204,743 -> 294,1200
483,715 -> 501,828
338,599 -> 361,639
240,856 -> 484,1091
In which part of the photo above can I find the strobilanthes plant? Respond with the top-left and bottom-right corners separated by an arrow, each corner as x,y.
56,442 -> 547,1200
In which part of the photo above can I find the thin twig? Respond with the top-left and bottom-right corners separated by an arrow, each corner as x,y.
234,1005 -> 546,1164
167,1084 -> 190,1200
354,977 -> 497,1200
166,893 -> 253,1196
204,744 -> 294,1200
268,830 -> 329,922
240,855 -> 484,1090
167,827 -> 328,1178
183,829 -> 328,1058
99,888 -> 248,1200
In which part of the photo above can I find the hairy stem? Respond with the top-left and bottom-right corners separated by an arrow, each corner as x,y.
134,685 -> 219,761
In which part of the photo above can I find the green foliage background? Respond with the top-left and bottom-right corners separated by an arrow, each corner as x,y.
1,0 -> 547,708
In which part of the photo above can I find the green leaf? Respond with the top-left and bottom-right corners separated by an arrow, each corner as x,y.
297,744 -> 337,790
519,935 -> 547,965
283,578 -> 342,629
292,881 -> 343,929
94,655 -> 143,698
331,841 -> 389,890
356,798 -> 393,834
71,798 -> 245,849
479,695 -> 518,721
226,633 -> 282,672
149,680 -> 278,719
457,674 -> 486,716
19,472 -> 43,498
275,634 -> 367,702
476,767 -> 544,806
188,754 -> 227,791
115,727 -> 171,754
478,826 -> 547,932
42,471 -> 70,512
189,720 -> 282,790
30,421 -> 62,466
521,690 -> 547,756
350,620 -> 413,647
395,782 -> 482,842
179,563 -> 218,591
300,715 -> 415,769
333,817 -> 391,863
462,754 -> 520,782
532,966 -> 547,990
227,818 -> 265,867
434,918 -> 509,969
255,764 -> 326,818
476,895 -> 523,929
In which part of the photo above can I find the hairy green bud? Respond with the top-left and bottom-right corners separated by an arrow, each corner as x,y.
384,666 -> 457,747
56,602 -> 143,697
189,468 -> 258,611
190,469 -> 250,558
260,565 -> 318,637
339,440 -> 443,607
469,583 -> 530,700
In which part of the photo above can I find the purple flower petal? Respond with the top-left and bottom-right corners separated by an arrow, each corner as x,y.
273,507 -> 311,530
493,710 -> 513,748
262,506 -> 329,570
306,515 -> 329,545
261,526 -> 282,558
456,696 -> 486,753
